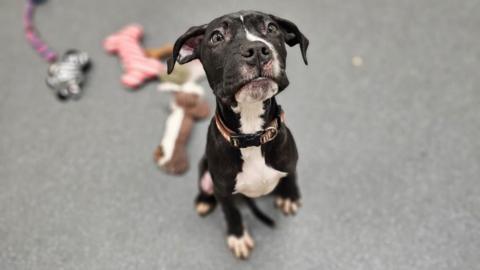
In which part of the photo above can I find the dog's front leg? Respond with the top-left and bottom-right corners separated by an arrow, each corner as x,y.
216,193 -> 254,259
274,171 -> 302,215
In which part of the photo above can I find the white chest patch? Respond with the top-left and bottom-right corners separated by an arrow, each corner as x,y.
232,101 -> 287,198
235,147 -> 287,197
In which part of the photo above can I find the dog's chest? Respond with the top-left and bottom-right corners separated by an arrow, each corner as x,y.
235,147 -> 286,197
232,102 -> 287,198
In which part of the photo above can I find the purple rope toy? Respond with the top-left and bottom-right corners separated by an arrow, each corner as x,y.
23,0 -> 91,101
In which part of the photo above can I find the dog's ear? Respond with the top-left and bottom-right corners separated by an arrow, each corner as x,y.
167,24 -> 207,74
270,15 -> 309,65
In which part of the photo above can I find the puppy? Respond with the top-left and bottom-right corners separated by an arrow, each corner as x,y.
168,10 -> 309,259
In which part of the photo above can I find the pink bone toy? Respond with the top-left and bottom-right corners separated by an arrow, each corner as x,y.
104,24 -> 165,89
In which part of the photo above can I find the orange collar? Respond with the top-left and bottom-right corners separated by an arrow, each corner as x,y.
214,110 -> 285,148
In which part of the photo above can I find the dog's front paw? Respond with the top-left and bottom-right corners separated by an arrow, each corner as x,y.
227,230 -> 254,259
275,197 -> 301,216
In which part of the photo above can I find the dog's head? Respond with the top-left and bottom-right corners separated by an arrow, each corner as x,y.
168,10 -> 309,105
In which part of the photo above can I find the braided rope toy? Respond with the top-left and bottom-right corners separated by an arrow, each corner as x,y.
24,0 -> 91,101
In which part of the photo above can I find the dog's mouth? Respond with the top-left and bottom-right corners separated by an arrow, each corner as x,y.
234,77 -> 278,103
239,77 -> 274,89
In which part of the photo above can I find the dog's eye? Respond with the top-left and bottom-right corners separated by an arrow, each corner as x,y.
267,23 -> 278,33
210,31 -> 224,44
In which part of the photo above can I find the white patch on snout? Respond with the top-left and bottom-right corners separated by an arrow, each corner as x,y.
231,101 -> 287,198
239,16 -> 281,77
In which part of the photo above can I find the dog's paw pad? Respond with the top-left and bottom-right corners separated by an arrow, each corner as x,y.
195,202 -> 213,216
227,231 -> 254,259
275,197 -> 301,216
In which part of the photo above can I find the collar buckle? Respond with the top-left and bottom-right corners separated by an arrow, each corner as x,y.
230,137 -> 240,147
260,126 -> 278,144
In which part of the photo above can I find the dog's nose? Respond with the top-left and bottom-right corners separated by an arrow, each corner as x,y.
240,42 -> 272,65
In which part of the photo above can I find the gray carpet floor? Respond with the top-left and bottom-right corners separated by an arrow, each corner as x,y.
1,0 -> 479,269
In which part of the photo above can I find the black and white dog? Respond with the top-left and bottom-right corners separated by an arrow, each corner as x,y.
168,10 -> 309,259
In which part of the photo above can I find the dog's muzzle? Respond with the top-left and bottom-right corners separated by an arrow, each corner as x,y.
234,77 -> 278,103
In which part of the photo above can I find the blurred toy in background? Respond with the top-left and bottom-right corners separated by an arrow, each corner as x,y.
46,50 -> 90,100
153,60 -> 209,174
103,23 -> 210,174
144,44 -> 173,61
24,0 -> 91,101
104,24 -> 166,89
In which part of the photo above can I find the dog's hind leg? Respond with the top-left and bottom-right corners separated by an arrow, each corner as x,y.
194,155 -> 217,216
